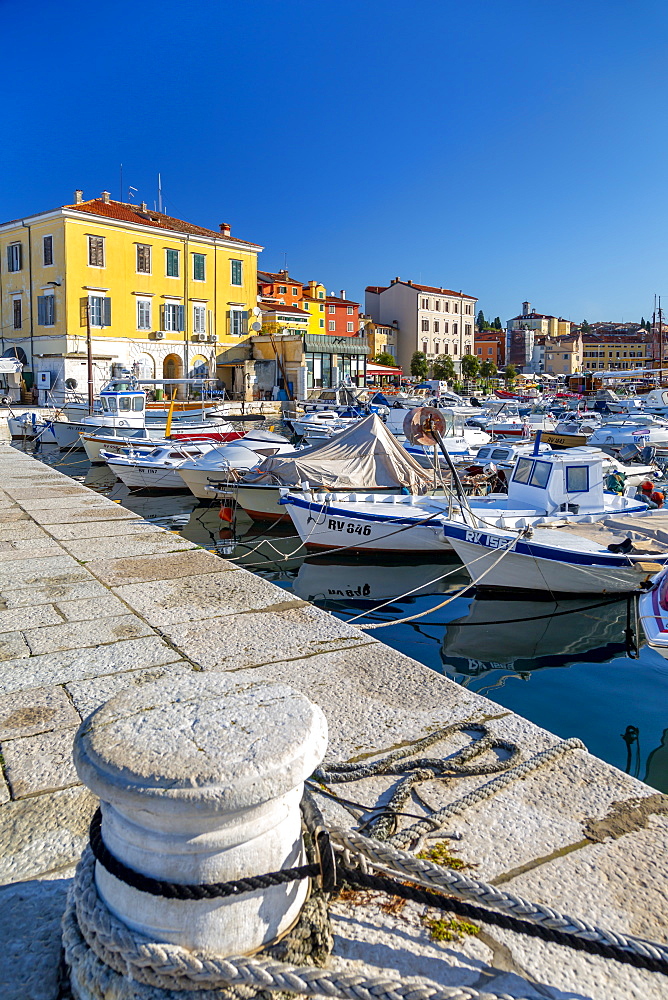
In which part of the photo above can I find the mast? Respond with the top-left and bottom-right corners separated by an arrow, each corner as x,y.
86,301 -> 94,414
660,296 -> 663,383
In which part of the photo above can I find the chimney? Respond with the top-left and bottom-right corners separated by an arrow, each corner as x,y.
407,279 -> 412,286
141,201 -> 147,212
340,289 -> 346,299
393,276 -> 400,283
74,190 -> 84,204
101,191 -> 111,204
219,223 -> 231,237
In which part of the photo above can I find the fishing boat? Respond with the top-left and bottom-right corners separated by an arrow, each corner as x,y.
280,448 -> 651,555
587,416 -> 668,453
638,565 -> 668,657
177,431 -> 297,499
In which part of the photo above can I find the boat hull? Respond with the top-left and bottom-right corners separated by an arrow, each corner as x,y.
282,496 -> 452,553
639,574 -> 668,657
107,463 -> 190,491
446,526 -> 665,595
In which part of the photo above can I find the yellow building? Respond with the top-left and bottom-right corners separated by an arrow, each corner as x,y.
0,190 -> 261,398
301,280 -> 327,338
362,317 -> 399,361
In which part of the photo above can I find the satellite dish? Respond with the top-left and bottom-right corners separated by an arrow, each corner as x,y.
403,407 -> 447,446
251,322 -> 262,332
253,306 -> 262,317
64,377 -> 78,390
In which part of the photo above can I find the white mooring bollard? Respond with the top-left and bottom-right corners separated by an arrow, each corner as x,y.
73,672 -> 328,957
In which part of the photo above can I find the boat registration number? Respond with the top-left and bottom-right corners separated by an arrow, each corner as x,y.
327,518 -> 372,536
463,530 -> 513,549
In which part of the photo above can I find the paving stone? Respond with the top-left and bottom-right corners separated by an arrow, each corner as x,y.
66,660 -> 196,718
0,785 -> 97,883
0,579 -> 109,608
0,510 -> 31,522
0,874 -> 72,1000
54,594 -> 129,621
29,506 -> 142,527
2,727 -> 80,797
0,686 -> 80,740
112,568 -> 290,625
0,522 -> 51,541
0,631 -> 31,660
59,531 -> 197,562
3,484 -> 92,499
159,603 -> 370,672
0,636 -> 184,695
46,518 -> 162,540
17,494 -> 120,512
0,605 -> 64,634
0,555 -> 88,590
0,767 -> 9,804
85,546 -> 227,586
0,538 -> 64,561
23,614 -> 154,655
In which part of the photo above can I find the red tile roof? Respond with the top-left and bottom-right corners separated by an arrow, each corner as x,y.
365,285 -> 388,294
65,199 -> 261,247
366,281 -> 476,299
325,295 -> 360,306
260,302 -> 308,316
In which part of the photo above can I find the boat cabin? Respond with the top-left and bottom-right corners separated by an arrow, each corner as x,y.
507,451 -> 606,515
98,378 -> 146,427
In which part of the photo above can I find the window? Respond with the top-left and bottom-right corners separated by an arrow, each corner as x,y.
513,458 -> 534,485
231,259 -> 242,285
454,302 -> 459,313
137,244 -> 151,273
566,466 -> 589,493
444,322 -> 449,333
328,320 -> 336,331
435,300 -> 440,311
43,236 -> 53,266
421,319 -> 429,332
89,295 -> 110,327
422,341 -> 428,354
444,301 -> 450,312
166,248 -> 180,277
303,301 -> 309,310
443,343 -> 449,354
193,304 -> 206,334
488,347 -> 493,355
318,291 -> 324,299
137,299 -> 151,331
37,294 -> 55,325
13,299 -> 21,330
230,308 -> 246,336
88,236 -> 105,267
347,306 -> 353,315
453,322 -> 458,336
319,304 -> 324,311
465,343 -> 471,354
193,253 -> 205,281
328,304 -> 335,314
434,321 -> 440,333
477,347 -> 482,355
305,352 -> 333,389
319,319 -> 324,328
347,322 -> 354,332
434,342 -> 440,354
278,285 -> 287,294
292,288 -> 298,295
465,323 -> 472,336
453,342 -> 458,354
7,243 -> 22,272
163,302 -> 184,331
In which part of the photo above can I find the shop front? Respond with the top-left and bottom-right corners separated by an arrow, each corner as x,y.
304,334 -> 368,389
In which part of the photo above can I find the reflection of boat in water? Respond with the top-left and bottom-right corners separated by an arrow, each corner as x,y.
293,558 -> 466,606
441,595 -> 630,680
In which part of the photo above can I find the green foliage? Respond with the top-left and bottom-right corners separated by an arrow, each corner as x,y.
431,354 -> 456,382
580,319 -> 593,335
504,363 -> 517,384
372,352 -> 397,367
417,842 -> 475,871
460,354 -> 480,381
480,359 -> 497,382
410,351 -> 429,379
493,316 -> 502,330
476,309 -> 485,330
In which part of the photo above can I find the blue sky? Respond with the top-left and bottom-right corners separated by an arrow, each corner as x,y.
3,0 -> 668,324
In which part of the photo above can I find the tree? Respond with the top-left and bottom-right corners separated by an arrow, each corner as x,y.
476,309 -> 486,330
581,319 -> 593,335
480,359 -> 498,384
504,364 -> 517,384
493,317 -> 502,330
461,354 -> 480,382
431,354 -> 456,382
372,352 -> 397,367
410,351 -> 429,379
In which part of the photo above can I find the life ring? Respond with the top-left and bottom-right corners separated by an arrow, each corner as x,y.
118,419 -> 129,427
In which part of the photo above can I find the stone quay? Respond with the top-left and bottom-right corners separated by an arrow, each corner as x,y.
0,440 -> 666,1000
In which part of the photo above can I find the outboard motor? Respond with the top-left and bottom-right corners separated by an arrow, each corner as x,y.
641,444 -> 657,465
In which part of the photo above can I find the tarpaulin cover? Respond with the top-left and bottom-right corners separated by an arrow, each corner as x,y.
244,413 -> 434,493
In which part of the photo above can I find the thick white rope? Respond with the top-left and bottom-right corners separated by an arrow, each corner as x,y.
64,849 -> 522,1000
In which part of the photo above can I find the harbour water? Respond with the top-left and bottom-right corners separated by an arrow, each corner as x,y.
26,442 -> 668,794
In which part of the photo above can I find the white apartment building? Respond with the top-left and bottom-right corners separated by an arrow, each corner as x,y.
365,278 -> 477,374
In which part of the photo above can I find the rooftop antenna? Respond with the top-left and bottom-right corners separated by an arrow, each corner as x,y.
128,186 -> 138,202
119,163 -> 123,202
283,251 -> 288,272
158,173 -> 163,213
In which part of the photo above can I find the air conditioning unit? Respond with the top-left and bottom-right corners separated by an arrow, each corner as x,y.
193,332 -> 207,342
154,331 -> 166,340
209,334 -> 218,343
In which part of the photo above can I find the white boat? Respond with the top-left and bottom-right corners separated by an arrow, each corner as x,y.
639,565 -> 668,657
290,411 -> 361,441
177,432 -> 297,499
280,448 -> 651,555
104,441 -> 220,490
587,416 -> 668,453
385,404 -> 489,450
